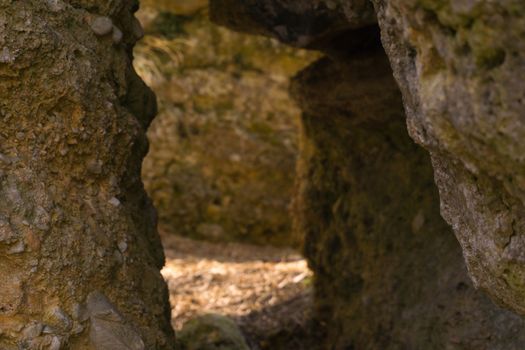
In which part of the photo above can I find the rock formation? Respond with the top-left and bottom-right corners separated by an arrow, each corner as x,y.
135,4 -> 317,246
0,1 -> 174,348
210,0 -> 525,348
3,0 -> 525,348
372,0 -> 525,316
292,47 -> 525,350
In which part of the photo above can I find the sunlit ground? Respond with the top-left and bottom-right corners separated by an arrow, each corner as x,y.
159,229 -> 312,342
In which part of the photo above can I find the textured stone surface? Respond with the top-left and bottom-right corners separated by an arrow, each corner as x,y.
292,49 -> 525,350
372,0 -> 525,315
209,0 -> 376,51
177,314 -> 250,350
135,6 -> 317,246
211,0 -> 525,348
0,1 -> 174,348
294,53 -> 525,349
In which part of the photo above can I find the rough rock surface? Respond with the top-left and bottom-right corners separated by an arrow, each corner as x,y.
371,0 -> 525,317
211,0 -> 525,348
292,50 -> 525,349
210,0 -> 376,50
177,314 -> 250,350
135,5 -> 317,246
0,1 -> 174,348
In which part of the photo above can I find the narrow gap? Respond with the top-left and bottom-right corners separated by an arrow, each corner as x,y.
133,3 -> 317,349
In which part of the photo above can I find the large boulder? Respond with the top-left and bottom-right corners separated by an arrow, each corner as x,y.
292,48 -> 525,349
372,0 -> 525,315
0,1 -> 174,348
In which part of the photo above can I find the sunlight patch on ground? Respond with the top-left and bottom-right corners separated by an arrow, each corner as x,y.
159,232 -> 312,330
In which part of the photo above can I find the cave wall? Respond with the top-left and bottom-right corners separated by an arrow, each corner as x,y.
210,0 -> 525,348
135,3 -> 318,246
292,46 -> 525,350
0,1 -> 174,348
372,0 -> 525,316
2,0 -> 524,348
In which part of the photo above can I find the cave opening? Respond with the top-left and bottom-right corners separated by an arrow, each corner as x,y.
134,3 -> 317,348
135,2 -> 525,349
2,1 -> 525,349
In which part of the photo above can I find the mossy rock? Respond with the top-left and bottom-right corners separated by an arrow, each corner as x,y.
177,314 -> 250,350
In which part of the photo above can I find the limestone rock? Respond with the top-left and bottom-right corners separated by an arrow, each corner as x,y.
211,1 -> 525,348
291,50 -> 525,349
87,292 -> 145,350
372,0 -> 525,315
0,1 -> 174,348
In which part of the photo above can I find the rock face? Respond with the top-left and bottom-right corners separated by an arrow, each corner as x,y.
135,5 -> 317,246
292,50 -> 525,349
0,1 -> 173,348
372,0 -> 525,317
211,0 -> 525,348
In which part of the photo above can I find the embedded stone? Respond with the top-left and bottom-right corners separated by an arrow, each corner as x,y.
90,17 -> 114,37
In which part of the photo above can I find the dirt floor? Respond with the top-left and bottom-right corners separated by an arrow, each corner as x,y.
160,229 -> 316,349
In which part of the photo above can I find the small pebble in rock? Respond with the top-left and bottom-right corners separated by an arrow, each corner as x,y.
90,16 -> 113,36
46,0 -> 64,12
22,323 -> 43,339
49,336 -> 61,350
113,250 -> 123,264
229,154 -> 242,162
117,240 -> 127,253
87,160 -> 102,175
0,47 -> 14,63
112,26 -> 123,44
108,197 -> 121,207
8,241 -> 25,254
96,247 -> 106,258
50,306 -> 72,331
43,325 -> 56,334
